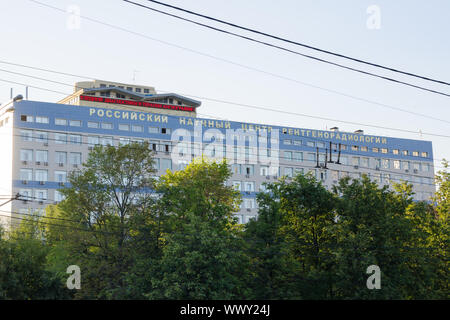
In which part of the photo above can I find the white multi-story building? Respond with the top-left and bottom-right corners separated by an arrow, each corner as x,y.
0,80 -> 435,228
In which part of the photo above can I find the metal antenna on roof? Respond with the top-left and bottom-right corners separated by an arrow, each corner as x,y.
132,70 -> 140,84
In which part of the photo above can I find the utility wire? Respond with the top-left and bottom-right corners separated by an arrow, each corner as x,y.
25,1 -> 450,107
123,0 -> 450,98
1,76 -> 450,139
2,65 -> 449,126
142,0 -> 450,87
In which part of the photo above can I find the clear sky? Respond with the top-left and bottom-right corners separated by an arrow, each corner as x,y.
0,0 -> 449,170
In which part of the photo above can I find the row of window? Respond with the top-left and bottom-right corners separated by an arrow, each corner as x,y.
20,150 -> 81,165
283,138 -> 429,158
18,189 -> 64,202
21,115 -> 172,135
98,83 -> 152,94
19,169 -> 70,183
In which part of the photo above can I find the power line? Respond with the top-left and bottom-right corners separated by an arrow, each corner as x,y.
142,0 -> 450,87
123,0 -> 450,98
2,65 -> 449,126
24,1 -> 450,110
1,76 -> 450,139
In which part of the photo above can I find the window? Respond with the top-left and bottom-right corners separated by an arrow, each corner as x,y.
232,181 -> 242,191
21,130 -> 33,141
243,198 -> 255,209
244,181 -> 255,192
372,173 -> 381,184
36,116 -> 49,124
306,153 -> 315,162
381,159 -> 390,169
293,140 -> 302,146
119,138 -> 130,145
374,158 -> 381,169
260,166 -> 269,176
54,171 -> 67,183
20,115 -> 33,122
294,167 -> 304,176
340,156 -> 348,165
149,126 -> 159,134
284,139 -> 292,145
35,189 -> 48,201
88,121 -> 99,128
54,190 -> 65,202
422,163 -> 430,172
284,151 -> 292,161
402,161 -> 410,170
101,136 -> 113,146
69,134 -> 82,144
126,87 -> 132,91
352,157 -> 360,166
231,164 -> 241,175
284,167 -> 293,178
332,170 -> 339,181
20,169 -> 33,181
306,141 -> 315,147
34,131 -> 48,143
55,118 -> 67,125
101,122 -> 113,129
340,171 -> 349,179
361,157 -> 369,167
402,150 -> 408,156
383,174 -> 391,184
317,141 -> 326,148
70,152 -> 82,165
293,152 -> 303,162
35,169 -> 48,182
55,133 -> 67,144
413,162 -> 421,171
361,146 -> 368,152
381,148 -> 388,154
393,149 -> 399,155
372,147 -> 379,153
135,88 -> 141,93
69,120 -> 82,127
119,124 -> 130,131
20,149 -> 33,161
132,125 -> 143,132
412,151 -> 419,157
352,145 -> 359,151
144,89 -> 150,94
55,152 -> 67,165
160,158 -> 172,171
161,128 -> 171,135
152,158 -> 160,171
19,189 -> 32,201
393,160 -> 400,169
421,152 -> 428,158
88,136 -> 99,146
319,171 -> 327,181
243,165 -> 254,175
36,150 -> 48,162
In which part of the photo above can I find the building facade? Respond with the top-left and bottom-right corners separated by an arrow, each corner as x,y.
0,81 -> 435,228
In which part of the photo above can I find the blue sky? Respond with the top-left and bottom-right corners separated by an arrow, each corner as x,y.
0,0 -> 449,170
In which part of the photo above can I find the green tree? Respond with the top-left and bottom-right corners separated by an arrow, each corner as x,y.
144,158 -> 250,299
0,215 -> 70,299
245,172 -> 337,299
46,142 -> 156,299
